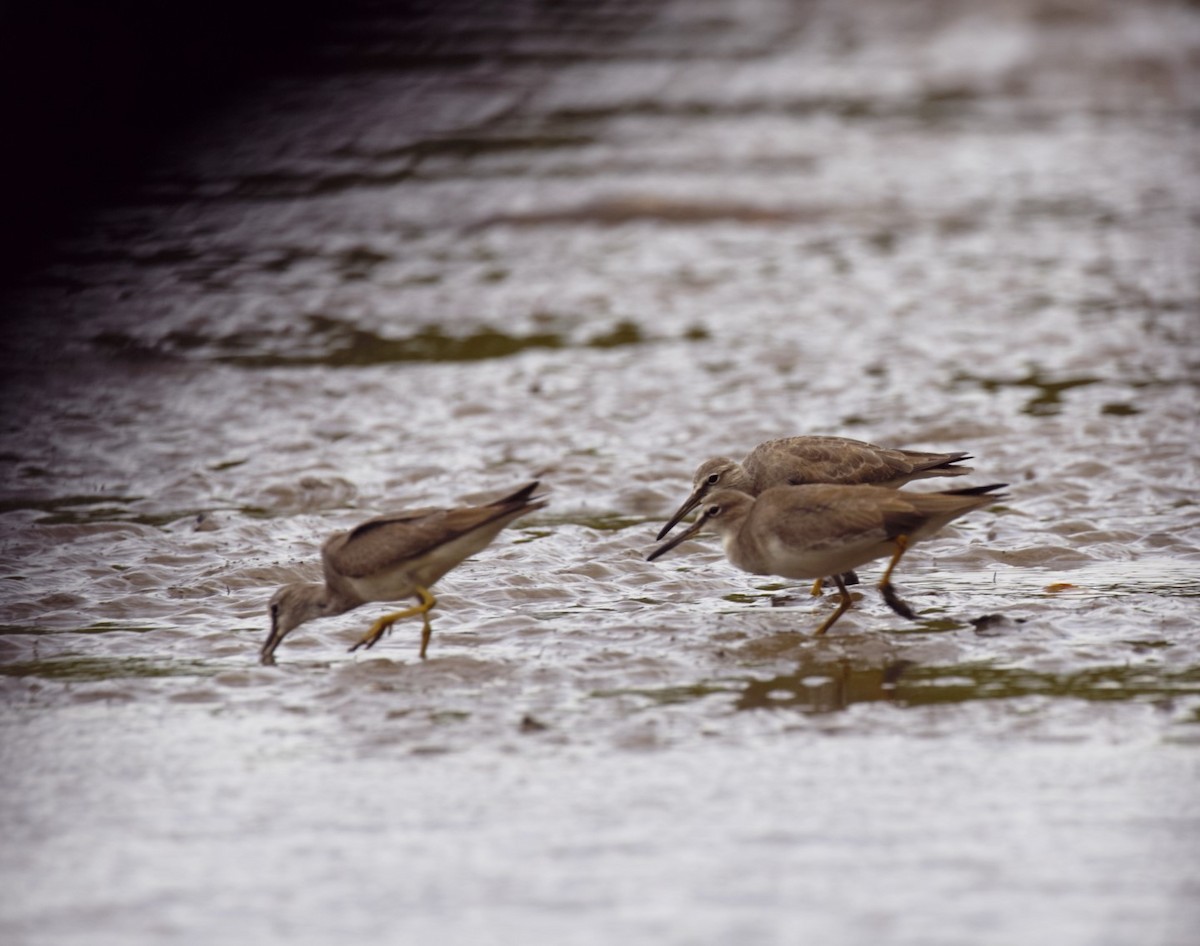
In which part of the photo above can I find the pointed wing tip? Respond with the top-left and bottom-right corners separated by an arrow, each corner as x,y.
501,480 -> 547,506
945,482 -> 1009,500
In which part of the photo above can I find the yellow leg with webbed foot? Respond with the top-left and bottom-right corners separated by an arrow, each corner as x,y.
878,535 -> 916,620
813,574 -> 853,635
810,578 -> 824,596
349,586 -> 438,656
417,608 -> 434,660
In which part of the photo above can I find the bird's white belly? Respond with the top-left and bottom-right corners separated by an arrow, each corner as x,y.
739,532 -> 893,579
345,565 -> 420,604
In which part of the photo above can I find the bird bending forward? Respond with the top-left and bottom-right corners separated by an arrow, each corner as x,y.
656,434 -> 974,597
656,435 -> 973,541
647,482 -> 1005,636
260,481 -> 547,665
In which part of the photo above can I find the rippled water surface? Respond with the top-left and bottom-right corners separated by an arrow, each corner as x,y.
2,1 -> 1199,943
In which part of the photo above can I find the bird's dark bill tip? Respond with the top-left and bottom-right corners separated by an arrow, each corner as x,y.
255,633 -> 278,667
260,618 -> 284,666
654,485 -> 709,543
646,519 -> 705,562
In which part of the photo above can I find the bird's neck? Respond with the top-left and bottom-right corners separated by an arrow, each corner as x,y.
726,463 -> 754,493
317,585 -> 359,619
289,583 -> 348,622
719,517 -> 764,574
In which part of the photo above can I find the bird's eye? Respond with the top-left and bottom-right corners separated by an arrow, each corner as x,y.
707,504 -> 722,517
706,472 -> 720,485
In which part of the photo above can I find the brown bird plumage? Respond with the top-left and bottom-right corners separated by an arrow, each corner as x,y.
656,435 -> 972,541
647,482 -> 1006,636
260,481 -> 547,665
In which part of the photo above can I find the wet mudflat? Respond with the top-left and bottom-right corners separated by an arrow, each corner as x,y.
1,1 -> 1199,943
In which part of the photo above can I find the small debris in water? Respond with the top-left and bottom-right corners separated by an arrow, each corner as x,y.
520,714 -> 549,733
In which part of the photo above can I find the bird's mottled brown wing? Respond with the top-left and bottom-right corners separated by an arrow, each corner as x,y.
323,509 -> 454,581
747,437 -> 969,488
894,448 -> 973,478
322,482 -> 543,580
897,482 -> 1007,536
745,437 -> 899,487
755,483 -> 907,543
772,481 -> 1004,545
875,492 -> 930,541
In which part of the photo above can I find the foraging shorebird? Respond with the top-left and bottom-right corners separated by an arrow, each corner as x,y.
656,436 -> 972,541
260,481 -> 546,665
646,482 -> 1006,636
655,435 -> 973,595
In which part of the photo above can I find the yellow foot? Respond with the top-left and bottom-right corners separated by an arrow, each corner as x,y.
418,612 -> 433,660
349,614 -> 396,653
349,587 -> 437,654
810,578 -> 824,597
812,575 -> 853,635
877,535 -> 915,619
880,582 -> 916,620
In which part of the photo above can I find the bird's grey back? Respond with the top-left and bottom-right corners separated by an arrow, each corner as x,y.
744,437 -> 972,490
323,482 -> 545,582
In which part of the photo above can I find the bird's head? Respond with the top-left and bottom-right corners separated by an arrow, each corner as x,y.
647,489 -> 755,561
260,583 -> 325,666
654,457 -> 746,541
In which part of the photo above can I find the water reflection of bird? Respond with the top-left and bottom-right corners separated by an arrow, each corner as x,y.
655,436 -> 973,541
647,482 -> 1006,636
260,482 -> 547,665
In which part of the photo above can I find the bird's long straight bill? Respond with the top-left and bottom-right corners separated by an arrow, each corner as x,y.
647,514 -> 709,561
655,487 -> 706,541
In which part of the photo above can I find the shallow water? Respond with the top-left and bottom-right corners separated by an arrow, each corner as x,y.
2,1 -> 1199,943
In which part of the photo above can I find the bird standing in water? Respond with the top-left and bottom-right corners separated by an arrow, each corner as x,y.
260,481 -> 546,665
655,435 -> 974,596
656,435 -> 973,541
647,481 -> 1006,636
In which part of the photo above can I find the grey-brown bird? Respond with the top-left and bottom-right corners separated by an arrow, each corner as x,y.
260,481 -> 547,665
656,436 -> 973,541
647,482 -> 1006,636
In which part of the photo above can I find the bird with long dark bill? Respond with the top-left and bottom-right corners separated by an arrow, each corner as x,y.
656,435 -> 973,542
261,481 -> 546,665
647,482 -> 1006,636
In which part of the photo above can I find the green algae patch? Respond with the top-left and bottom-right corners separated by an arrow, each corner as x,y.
952,368 -> 1101,416
233,319 -> 568,366
93,314 -> 678,368
732,659 -> 1200,714
0,656 -> 219,682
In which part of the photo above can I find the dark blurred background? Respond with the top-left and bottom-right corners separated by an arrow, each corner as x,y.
0,0 -> 345,283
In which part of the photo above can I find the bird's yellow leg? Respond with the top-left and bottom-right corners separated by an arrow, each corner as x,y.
880,535 -> 908,586
813,574 -> 852,635
878,535 -> 916,619
349,586 -> 437,654
417,608 -> 434,660
810,578 -> 824,597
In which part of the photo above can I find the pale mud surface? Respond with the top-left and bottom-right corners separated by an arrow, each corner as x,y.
2,1 -> 1199,944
